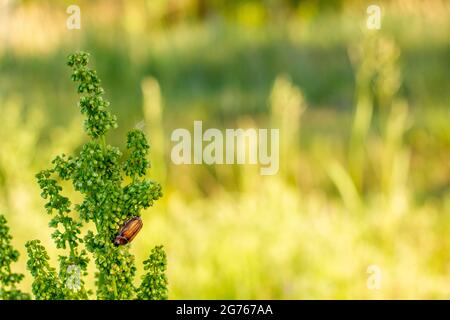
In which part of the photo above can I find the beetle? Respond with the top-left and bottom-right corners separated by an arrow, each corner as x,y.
113,216 -> 143,246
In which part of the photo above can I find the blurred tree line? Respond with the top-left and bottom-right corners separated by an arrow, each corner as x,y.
152,0 -> 345,26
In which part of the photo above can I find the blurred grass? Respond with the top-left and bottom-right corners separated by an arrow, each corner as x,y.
0,0 -> 450,299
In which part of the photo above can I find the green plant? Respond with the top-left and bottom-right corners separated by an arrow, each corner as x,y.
0,51 -> 167,300
137,245 -> 168,300
0,215 -> 30,300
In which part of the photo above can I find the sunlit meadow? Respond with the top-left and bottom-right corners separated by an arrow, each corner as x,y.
1,0 -> 449,299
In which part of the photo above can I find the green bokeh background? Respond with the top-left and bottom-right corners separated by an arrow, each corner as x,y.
1,0 -> 449,299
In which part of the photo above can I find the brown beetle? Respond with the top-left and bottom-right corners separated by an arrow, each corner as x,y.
114,216 -> 143,246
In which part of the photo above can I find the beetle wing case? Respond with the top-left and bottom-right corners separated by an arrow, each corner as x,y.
114,216 -> 143,246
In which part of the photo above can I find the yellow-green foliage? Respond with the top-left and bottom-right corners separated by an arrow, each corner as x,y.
0,0 -> 449,299
1,52 -> 167,300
